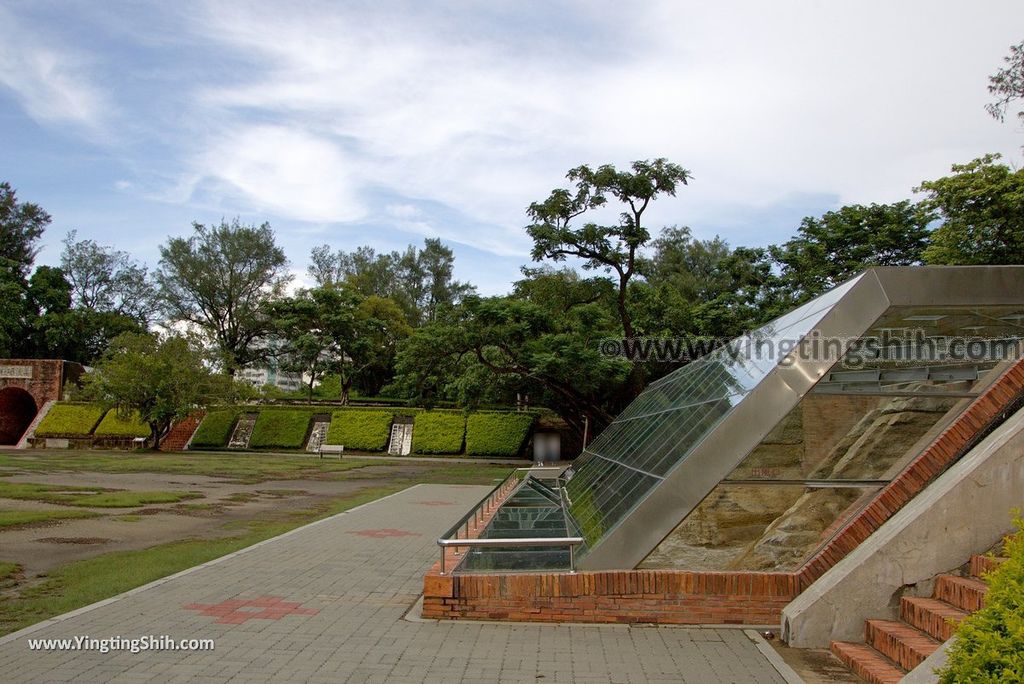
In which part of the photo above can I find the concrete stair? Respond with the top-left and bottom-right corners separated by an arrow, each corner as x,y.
159,411 -> 206,452
830,554 -> 996,683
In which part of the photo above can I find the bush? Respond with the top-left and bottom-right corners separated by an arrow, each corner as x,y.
35,403 -> 106,437
94,410 -> 150,438
940,515 -> 1024,683
190,408 -> 242,448
465,412 -> 535,457
326,409 -> 395,451
248,409 -> 316,449
412,412 -> 466,454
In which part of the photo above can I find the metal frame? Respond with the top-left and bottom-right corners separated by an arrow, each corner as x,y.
577,266 -> 1024,570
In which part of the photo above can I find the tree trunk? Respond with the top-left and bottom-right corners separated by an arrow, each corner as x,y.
150,422 -> 161,451
340,378 -> 352,406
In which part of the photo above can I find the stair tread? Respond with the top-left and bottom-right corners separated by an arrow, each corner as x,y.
831,641 -> 906,684
901,596 -> 968,641
866,620 -> 940,670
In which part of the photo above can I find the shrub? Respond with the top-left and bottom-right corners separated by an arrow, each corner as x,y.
94,410 -> 150,438
190,408 -> 242,448
248,409 -> 316,449
35,403 -> 106,437
326,409 -> 395,451
412,411 -> 466,454
940,515 -> 1024,683
465,412 -> 535,457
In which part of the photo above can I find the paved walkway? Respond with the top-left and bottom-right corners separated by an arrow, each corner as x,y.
0,485 -> 790,683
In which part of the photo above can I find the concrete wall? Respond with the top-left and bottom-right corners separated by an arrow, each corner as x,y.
781,406 -> 1024,648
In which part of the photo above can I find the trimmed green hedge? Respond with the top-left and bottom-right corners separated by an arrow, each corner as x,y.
465,412 -> 535,457
190,409 -> 242,448
326,410 -> 395,451
248,409 -> 316,449
35,403 -> 106,437
412,412 -> 466,454
940,516 -> 1024,683
94,410 -> 150,438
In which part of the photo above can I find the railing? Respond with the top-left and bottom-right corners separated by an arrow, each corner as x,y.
436,466 -> 583,575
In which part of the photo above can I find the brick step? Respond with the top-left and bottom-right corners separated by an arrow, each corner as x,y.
969,554 -> 1006,578
159,412 -> 205,452
865,619 -> 940,671
900,596 -> 968,641
831,641 -> 905,684
934,575 -> 987,612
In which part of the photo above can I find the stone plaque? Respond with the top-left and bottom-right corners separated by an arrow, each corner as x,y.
45,438 -> 70,449
0,365 -> 33,379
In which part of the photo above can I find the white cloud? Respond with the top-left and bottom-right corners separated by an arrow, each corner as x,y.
194,125 -> 365,223
0,7 -> 107,131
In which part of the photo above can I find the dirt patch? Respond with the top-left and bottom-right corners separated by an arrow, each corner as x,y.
34,537 -> 112,545
770,641 -> 860,683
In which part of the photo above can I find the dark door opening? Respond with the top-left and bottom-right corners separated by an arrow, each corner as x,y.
0,387 -> 38,445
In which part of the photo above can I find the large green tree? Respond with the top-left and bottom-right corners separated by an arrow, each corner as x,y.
308,238 -> 474,326
770,201 -> 931,302
0,182 -> 50,357
918,155 -> 1024,265
156,219 -> 290,375
82,332 -> 232,449
526,158 -> 690,340
61,231 -> 157,323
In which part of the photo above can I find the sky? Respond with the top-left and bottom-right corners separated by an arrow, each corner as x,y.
1,1 -> 1023,295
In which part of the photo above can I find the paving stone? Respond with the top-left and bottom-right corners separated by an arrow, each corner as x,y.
0,484 -> 787,683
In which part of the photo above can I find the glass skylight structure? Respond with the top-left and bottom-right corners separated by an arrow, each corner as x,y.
455,267 -> 1024,573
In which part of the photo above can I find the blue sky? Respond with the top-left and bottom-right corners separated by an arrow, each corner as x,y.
2,1 -> 1023,295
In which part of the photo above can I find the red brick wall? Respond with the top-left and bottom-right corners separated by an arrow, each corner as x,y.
423,358 -> 1024,625
0,359 -> 75,408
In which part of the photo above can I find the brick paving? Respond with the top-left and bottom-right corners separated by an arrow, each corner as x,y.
0,484 -> 788,683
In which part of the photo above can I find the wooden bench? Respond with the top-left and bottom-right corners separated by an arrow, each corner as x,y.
318,444 -> 344,459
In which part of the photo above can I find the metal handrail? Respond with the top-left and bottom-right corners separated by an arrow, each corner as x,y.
436,466 -> 573,575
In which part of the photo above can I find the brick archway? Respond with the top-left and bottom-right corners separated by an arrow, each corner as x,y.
0,359 -> 85,445
0,387 -> 37,445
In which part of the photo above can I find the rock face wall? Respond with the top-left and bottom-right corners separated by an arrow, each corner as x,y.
642,389 -> 961,572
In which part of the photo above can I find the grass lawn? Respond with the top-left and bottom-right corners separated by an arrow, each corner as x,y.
0,449 -> 512,636
0,509 -> 100,530
0,482 -> 202,508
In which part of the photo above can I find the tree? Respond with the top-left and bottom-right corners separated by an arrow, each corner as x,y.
0,181 -> 49,282
987,40 -> 1024,126
61,230 -> 157,323
918,155 -> 1024,265
156,219 -> 291,375
526,158 -> 690,340
0,182 -> 49,357
81,332 -> 232,449
308,238 -> 474,326
770,201 -> 931,301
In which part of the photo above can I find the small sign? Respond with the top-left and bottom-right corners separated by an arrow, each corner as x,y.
45,438 -> 70,449
0,365 -> 33,379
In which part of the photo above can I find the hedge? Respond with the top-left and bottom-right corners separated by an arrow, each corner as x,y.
190,408 -> 242,448
94,409 -> 150,438
939,516 -> 1024,683
326,409 -> 395,451
465,412 -> 535,457
412,412 -> 466,454
35,403 -> 106,437
248,409 -> 316,449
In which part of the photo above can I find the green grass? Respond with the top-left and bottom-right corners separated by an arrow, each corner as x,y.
325,409 -> 395,450
0,486 -> 397,636
0,509 -> 99,530
0,482 -> 201,508
0,451 -> 385,484
190,408 -> 242,448
111,515 -> 142,523
248,408 -> 316,449
412,411 -> 466,454
35,403 -> 107,437
94,410 -> 150,438
465,412 -> 535,456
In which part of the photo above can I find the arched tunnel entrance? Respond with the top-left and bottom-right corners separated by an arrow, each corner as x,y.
0,387 -> 38,445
